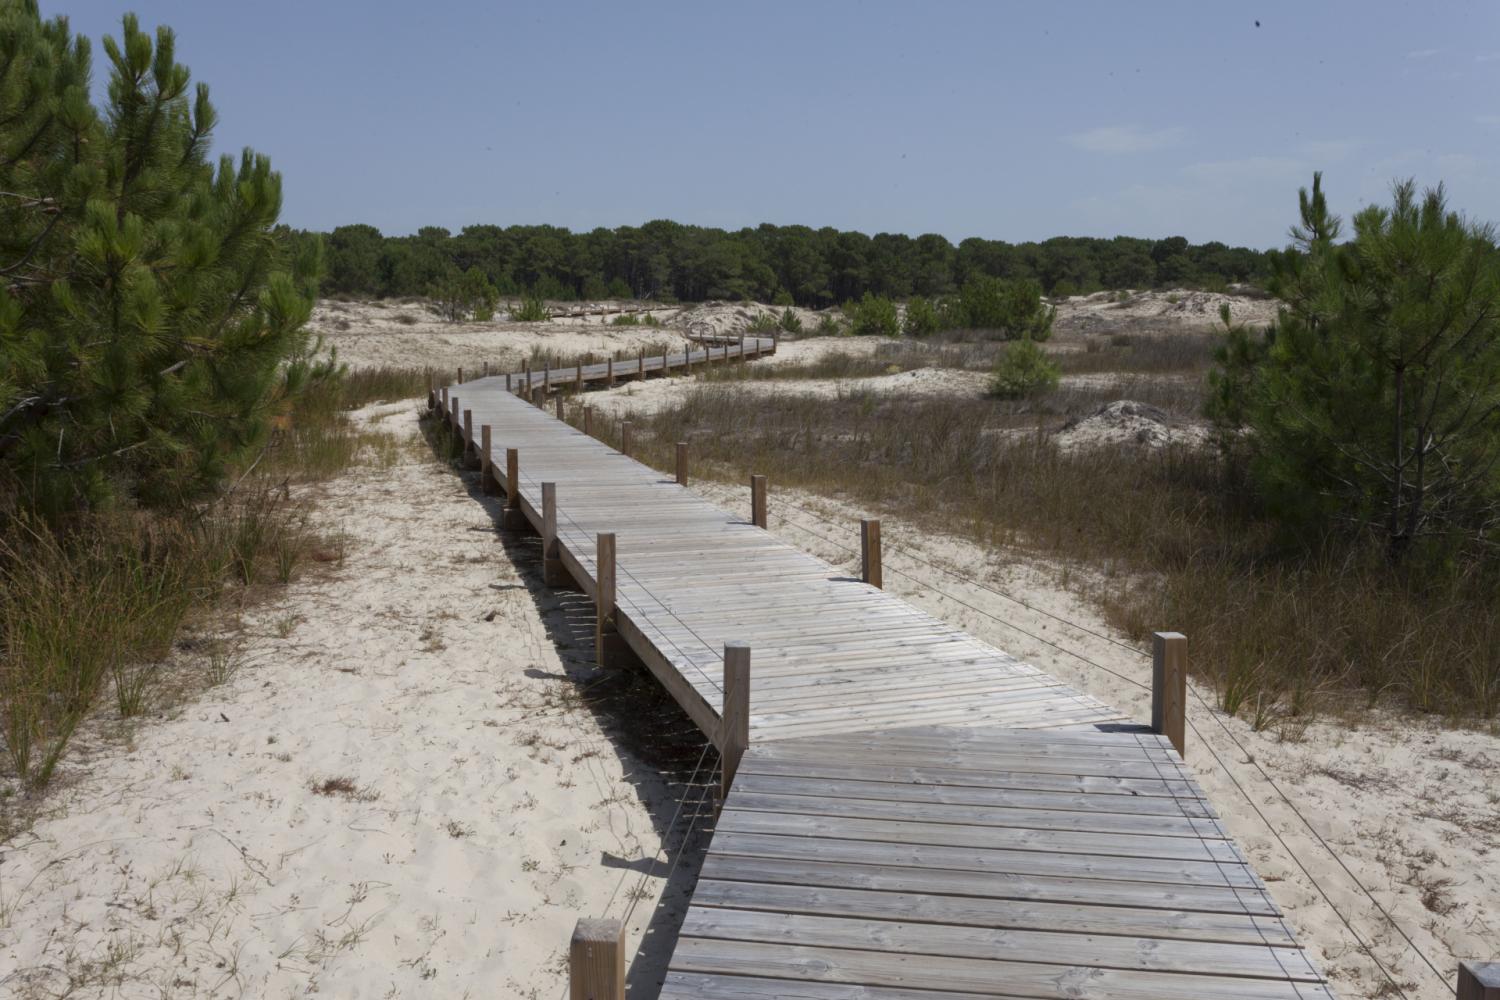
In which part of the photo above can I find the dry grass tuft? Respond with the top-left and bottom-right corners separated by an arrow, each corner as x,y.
0,365 -> 440,795
309,775 -> 380,802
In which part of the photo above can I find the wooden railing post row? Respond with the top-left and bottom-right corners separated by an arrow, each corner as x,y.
595,532 -> 622,666
676,442 -> 688,486
719,641 -> 751,803
462,408 -> 478,467
1459,962 -> 1500,1000
568,917 -> 624,1000
1152,631 -> 1188,757
751,474 -> 768,529
503,447 -> 527,530
541,482 -> 567,587
480,426 -> 498,494
861,518 -> 882,589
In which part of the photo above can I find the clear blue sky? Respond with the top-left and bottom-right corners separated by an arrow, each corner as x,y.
49,0 -> 1500,248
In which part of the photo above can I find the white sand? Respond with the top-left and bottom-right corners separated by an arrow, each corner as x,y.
311,300 -> 692,373
0,405 -> 697,998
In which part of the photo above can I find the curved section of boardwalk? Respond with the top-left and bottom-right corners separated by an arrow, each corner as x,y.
431,344 -> 1334,1000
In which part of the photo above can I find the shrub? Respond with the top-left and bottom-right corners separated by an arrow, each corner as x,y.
956,276 -> 1055,341
849,293 -> 899,337
772,289 -> 794,306
988,338 -> 1060,398
779,307 -> 803,334
642,312 -> 661,327
903,296 -> 941,337
0,7 -> 331,520
611,313 -> 640,326
511,293 -> 549,322
1209,174 -> 1500,562
428,267 -> 498,322
747,313 -> 781,333
815,312 -> 845,336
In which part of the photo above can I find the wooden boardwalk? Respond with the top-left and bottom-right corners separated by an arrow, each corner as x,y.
430,342 -> 1334,1000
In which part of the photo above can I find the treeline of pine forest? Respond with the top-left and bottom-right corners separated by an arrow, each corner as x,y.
306,221 -> 1270,304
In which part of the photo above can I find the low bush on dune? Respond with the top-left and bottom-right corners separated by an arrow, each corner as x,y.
510,293 -> 550,322
988,338 -> 1061,398
848,292 -> 899,337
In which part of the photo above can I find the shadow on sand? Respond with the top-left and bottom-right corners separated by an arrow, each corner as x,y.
422,412 -> 715,998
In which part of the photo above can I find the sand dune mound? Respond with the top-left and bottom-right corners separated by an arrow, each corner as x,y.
1055,399 -> 1211,452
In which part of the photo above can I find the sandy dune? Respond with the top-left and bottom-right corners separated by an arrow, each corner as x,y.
0,406 -> 707,998
5,298 -> 1494,1000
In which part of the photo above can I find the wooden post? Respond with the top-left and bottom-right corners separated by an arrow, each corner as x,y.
583,406 -> 593,437
751,474 -> 768,529
449,396 -> 459,428
737,335 -> 745,363
555,394 -> 564,420
620,421 -> 632,457
662,348 -> 669,377
1460,963 -> 1500,1000
1152,632 -> 1187,757
637,348 -> 645,379
860,518 -> 882,589
606,357 -> 615,387
569,918 -> 624,1000
503,447 -> 526,530
532,386 -> 545,409
675,442 -> 688,486
481,426 -> 498,495
541,482 -> 567,587
483,360 -> 489,378
720,642 -> 750,802
574,365 -> 583,393
506,373 -> 512,392
595,533 -> 621,666
457,366 -> 464,384
440,386 -> 449,413
462,408 -> 478,468
543,361 -> 550,391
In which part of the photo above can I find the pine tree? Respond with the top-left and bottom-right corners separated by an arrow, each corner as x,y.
1209,174 -> 1500,560
0,3 -> 328,519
